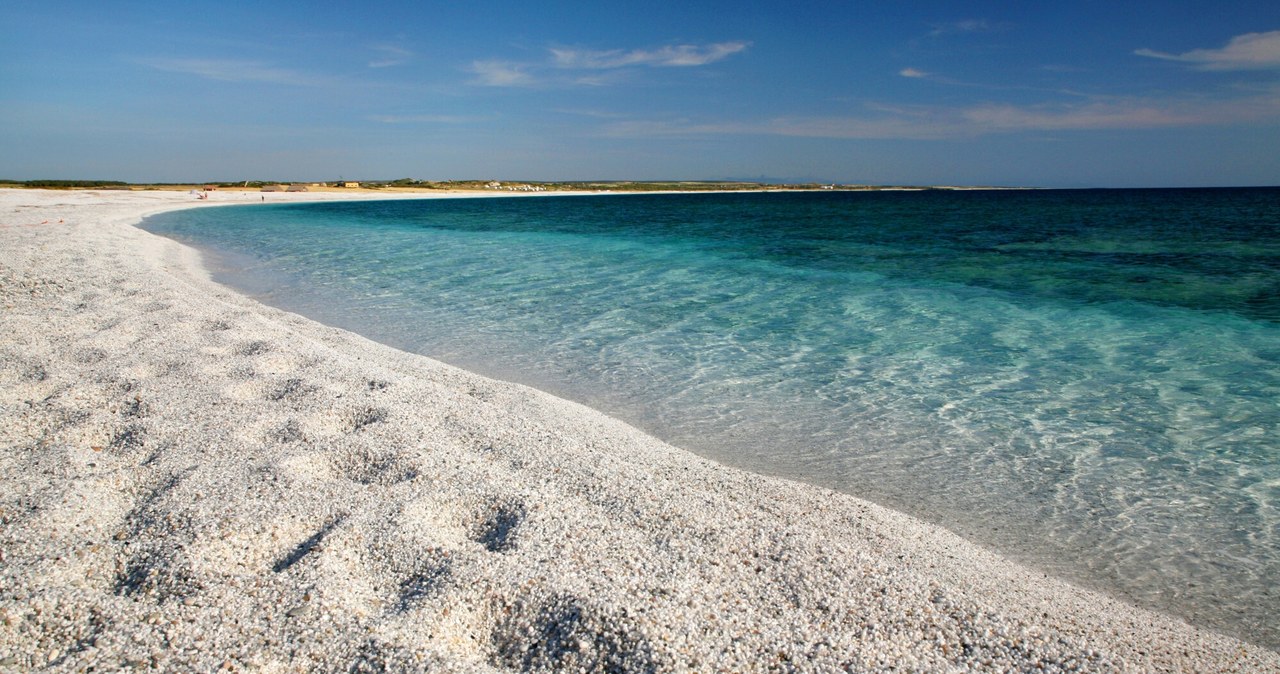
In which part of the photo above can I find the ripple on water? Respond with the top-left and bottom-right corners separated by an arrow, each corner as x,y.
143,188 -> 1280,646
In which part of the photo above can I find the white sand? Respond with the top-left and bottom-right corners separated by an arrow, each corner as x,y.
1,188 -> 1276,673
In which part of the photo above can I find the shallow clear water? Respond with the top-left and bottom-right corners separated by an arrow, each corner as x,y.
144,188 -> 1280,647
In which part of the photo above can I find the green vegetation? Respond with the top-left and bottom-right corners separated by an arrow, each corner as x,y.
385,178 -> 436,187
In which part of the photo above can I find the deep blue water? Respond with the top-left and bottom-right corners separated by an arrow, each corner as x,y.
143,188 -> 1280,647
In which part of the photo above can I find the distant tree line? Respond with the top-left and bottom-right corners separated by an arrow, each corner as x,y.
7,180 -> 130,188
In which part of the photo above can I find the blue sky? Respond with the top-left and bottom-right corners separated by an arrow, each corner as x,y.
2,1 -> 1278,187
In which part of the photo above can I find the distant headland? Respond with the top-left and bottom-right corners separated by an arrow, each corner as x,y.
0,178 -> 1029,192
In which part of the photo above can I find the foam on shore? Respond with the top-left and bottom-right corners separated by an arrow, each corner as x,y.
1,188 -> 1276,672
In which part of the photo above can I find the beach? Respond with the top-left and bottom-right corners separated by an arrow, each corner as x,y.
1,189 -> 1276,672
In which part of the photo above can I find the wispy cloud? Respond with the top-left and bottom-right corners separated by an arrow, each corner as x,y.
928,19 -> 1008,37
469,60 -> 535,87
958,101 -> 1200,131
1136,30 -> 1280,71
141,58 -> 329,86
568,72 -> 632,87
599,89 -> 1280,141
470,40 -> 749,87
600,115 -> 956,141
368,114 -> 487,124
894,69 -> 1107,99
554,108 -> 631,119
368,44 -> 413,68
550,41 -> 750,69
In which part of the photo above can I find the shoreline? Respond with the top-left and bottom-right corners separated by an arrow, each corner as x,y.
1,188 -> 1276,671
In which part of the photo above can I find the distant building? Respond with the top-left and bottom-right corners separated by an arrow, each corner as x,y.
287,185 -> 308,192
485,181 -> 545,192
343,182 -> 360,188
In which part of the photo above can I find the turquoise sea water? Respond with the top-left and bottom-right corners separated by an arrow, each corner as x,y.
143,188 -> 1280,647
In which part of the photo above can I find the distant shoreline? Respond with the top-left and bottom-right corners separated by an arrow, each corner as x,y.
0,179 -> 1040,193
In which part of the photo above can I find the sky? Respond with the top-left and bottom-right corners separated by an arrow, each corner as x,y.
2,1 -> 1279,187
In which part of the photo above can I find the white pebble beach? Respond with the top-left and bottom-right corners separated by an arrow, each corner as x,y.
1,188 -> 1276,672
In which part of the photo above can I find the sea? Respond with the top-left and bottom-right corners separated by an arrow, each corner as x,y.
142,187 -> 1280,648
